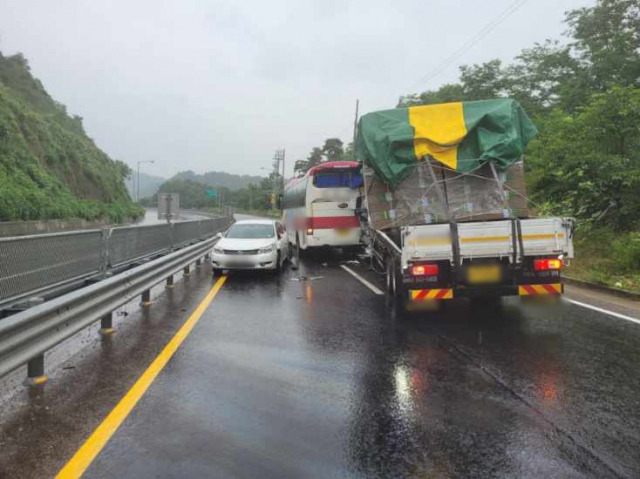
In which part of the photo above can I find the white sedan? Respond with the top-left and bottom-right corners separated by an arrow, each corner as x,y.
211,219 -> 289,275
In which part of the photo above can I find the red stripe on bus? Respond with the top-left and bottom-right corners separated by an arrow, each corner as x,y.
310,216 -> 360,229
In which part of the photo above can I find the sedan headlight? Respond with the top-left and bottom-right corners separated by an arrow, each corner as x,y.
213,247 -> 224,254
257,244 -> 275,254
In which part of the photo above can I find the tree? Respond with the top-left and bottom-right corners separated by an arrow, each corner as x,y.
527,86 -> 640,230
293,159 -> 309,176
397,83 -> 464,107
306,147 -> 323,169
506,41 -> 588,115
344,141 -> 355,161
322,138 -> 344,162
459,59 -> 507,100
566,0 -> 640,91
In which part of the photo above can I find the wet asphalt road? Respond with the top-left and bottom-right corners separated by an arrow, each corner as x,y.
135,208 -> 212,225
0,251 -> 639,478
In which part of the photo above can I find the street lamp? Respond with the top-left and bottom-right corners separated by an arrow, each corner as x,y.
136,160 -> 155,202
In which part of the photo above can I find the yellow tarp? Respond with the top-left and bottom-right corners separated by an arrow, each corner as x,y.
408,102 -> 467,170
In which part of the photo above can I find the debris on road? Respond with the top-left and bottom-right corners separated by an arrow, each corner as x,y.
291,276 -> 324,282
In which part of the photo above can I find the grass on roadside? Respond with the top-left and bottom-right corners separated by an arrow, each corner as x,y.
568,227 -> 640,293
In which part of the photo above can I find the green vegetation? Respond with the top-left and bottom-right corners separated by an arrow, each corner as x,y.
146,173 -> 280,212
397,0 -> 640,291
293,138 -> 348,175
144,179 -> 221,209
570,227 -> 640,293
0,52 -> 143,222
171,170 -> 263,190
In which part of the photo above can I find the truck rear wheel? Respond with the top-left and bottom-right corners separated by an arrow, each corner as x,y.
385,256 -> 397,299
386,256 -> 411,314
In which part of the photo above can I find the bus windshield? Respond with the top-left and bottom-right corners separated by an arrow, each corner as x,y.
313,169 -> 363,189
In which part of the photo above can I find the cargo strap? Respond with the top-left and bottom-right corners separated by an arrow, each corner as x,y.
425,156 -> 461,287
489,161 -> 524,266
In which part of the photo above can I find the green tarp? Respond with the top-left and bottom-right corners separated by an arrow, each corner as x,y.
355,99 -> 537,187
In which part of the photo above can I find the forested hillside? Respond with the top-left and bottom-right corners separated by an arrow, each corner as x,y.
0,52 -> 142,221
171,170 -> 262,190
397,0 -> 640,290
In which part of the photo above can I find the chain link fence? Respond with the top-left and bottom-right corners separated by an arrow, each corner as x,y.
173,221 -> 201,247
199,217 -> 233,238
0,230 -> 104,304
0,217 -> 233,309
108,224 -> 173,267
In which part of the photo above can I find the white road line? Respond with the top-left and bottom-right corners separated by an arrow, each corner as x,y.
340,265 -> 384,296
565,298 -> 640,326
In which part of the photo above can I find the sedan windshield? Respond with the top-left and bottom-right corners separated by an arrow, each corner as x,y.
226,224 -> 275,239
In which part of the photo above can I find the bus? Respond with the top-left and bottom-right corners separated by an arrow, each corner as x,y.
283,161 -> 363,252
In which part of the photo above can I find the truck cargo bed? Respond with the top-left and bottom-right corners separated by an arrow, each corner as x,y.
401,217 -> 573,266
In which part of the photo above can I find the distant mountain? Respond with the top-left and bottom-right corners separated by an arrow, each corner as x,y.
127,172 -> 166,200
170,170 -> 263,190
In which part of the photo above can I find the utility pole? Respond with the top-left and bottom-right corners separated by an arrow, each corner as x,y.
271,149 -> 285,210
281,149 -> 286,195
352,99 -> 359,154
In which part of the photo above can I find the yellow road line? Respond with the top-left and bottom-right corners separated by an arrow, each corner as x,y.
56,276 -> 227,479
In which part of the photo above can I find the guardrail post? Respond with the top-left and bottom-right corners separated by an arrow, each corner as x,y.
100,313 -> 114,335
25,355 -> 47,387
184,265 -> 191,276
166,275 -> 174,288
100,229 -> 110,276
141,289 -> 152,306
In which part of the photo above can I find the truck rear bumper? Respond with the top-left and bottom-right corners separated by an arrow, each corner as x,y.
408,282 -> 563,300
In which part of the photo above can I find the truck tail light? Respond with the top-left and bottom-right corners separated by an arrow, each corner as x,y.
411,264 -> 439,276
306,228 -> 313,235
533,258 -> 562,271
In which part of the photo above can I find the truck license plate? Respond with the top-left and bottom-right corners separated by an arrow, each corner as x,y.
467,264 -> 501,284
335,228 -> 351,236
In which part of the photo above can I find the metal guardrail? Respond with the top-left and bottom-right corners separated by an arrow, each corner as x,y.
0,217 -> 234,311
0,237 -> 218,381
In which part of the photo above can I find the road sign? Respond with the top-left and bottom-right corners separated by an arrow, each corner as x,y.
206,189 -> 218,198
158,193 -> 180,221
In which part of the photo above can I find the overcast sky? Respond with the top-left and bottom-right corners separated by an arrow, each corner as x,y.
0,0 -> 591,179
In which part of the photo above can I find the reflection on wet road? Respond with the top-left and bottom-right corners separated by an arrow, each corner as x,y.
1,252 -> 639,478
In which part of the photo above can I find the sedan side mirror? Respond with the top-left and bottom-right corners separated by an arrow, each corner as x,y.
215,232 -> 223,239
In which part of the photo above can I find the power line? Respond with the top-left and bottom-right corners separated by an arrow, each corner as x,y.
318,1 -> 528,149
407,0 -> 527,92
